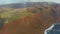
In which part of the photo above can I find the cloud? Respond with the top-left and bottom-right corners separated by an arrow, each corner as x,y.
30,0 -> 44,2
0,0 -> 60,5
30,0 -> 38,2
0,0 -> 25,5
44,0 -> 60,3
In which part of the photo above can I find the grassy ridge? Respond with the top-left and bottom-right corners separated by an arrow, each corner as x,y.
1,10 -> 33,23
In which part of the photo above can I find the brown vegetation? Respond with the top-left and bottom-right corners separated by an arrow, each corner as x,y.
0,4 -> 60,34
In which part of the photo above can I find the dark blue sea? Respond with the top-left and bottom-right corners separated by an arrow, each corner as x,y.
45,23 -> 60,34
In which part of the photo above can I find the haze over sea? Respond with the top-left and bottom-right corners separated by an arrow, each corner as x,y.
0,0 -> 60,5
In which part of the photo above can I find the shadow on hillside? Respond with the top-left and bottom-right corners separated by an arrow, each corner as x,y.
0,18 -> 6,30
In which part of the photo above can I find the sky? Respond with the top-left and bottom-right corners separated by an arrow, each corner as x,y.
0,0 -> 60,5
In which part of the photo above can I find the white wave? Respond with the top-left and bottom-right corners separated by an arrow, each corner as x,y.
44,24 -> 54,34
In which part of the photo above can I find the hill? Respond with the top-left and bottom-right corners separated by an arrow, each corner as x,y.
0,2 -> 60,34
